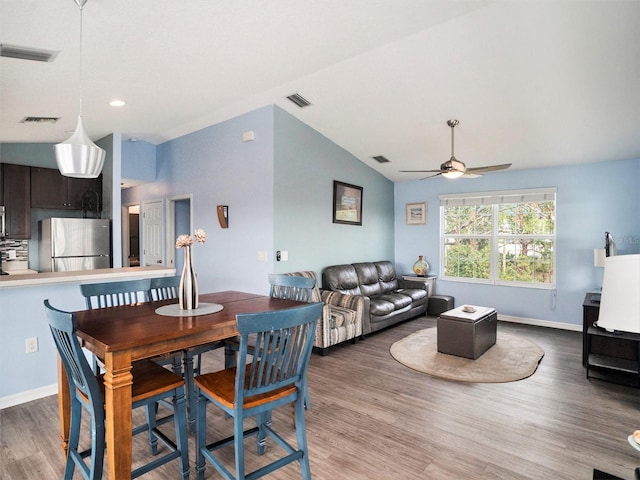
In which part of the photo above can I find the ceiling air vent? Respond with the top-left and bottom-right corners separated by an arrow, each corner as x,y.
21,116 -> 60,124
286,93 -> 312,108
1,44 -> 59,63
372,155 -> 390,164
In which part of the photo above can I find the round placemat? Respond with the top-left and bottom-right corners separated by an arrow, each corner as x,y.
155,303 -> 224,317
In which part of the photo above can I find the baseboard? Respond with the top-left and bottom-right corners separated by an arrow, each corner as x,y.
0,384 -> 57,410
498,314 -> 582,332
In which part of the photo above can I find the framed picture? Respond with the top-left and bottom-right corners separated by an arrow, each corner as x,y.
333,180 -> 363,226
406,202 -> 427,225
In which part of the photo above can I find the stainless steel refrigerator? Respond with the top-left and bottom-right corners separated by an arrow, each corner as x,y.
39,218 -> 111,272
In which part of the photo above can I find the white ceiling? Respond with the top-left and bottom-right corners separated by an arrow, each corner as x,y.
1,0 -> 639,182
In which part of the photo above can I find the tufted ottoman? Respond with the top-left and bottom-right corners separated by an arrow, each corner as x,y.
437,305 -> 497,359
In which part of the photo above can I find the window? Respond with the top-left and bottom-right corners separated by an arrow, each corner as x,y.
440,188 -> 556,288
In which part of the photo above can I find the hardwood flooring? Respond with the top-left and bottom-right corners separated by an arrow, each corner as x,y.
2,316 -> 640,479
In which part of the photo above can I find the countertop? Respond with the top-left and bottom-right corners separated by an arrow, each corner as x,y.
0,266 -> 176,289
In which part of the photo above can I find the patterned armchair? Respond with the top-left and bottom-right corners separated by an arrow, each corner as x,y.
285,271 -> 364,355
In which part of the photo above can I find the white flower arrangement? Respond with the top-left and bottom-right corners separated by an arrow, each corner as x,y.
176,228 -> 207,248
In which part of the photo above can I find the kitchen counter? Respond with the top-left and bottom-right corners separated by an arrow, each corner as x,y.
0,266 -> 176,289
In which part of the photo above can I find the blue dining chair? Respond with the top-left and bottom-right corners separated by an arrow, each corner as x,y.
194,302 -> 322,480
149,275 -> 225,430
80,278 -> 178,453
44,300 -> 190,480
268,273 -> 315,302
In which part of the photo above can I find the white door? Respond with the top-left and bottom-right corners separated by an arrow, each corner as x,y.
142,200 -> 164,266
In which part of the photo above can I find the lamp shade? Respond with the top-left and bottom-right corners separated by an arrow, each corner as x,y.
54,116 -> 105,178
594,248 -> 606,268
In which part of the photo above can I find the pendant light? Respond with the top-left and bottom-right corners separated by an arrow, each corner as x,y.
54,0 -> 105,179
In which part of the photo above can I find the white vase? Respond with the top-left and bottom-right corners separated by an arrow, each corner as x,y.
179,245 -> 199,310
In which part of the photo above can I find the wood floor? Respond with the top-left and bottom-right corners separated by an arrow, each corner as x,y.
2,316 -> 640,479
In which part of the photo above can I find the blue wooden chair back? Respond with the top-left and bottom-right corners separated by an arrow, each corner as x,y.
44,300 -> 105,480
80,278 -> 152,309
149,275 -> 181,301
235,302 -> 322,410
268,274 -> 315,303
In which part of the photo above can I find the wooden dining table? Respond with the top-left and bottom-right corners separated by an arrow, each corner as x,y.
57,290 -> 307,479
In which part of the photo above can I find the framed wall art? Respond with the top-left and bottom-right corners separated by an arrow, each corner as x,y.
333,180 -> 363,226
406,202 -> 427,225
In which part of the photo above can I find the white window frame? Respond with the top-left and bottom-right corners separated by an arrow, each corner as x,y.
439,187 -> 557,289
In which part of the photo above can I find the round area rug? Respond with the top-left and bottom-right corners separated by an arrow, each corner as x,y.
390,328 -> 544,383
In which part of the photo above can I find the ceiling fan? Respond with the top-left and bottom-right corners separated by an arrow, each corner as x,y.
401,119 -> 511,179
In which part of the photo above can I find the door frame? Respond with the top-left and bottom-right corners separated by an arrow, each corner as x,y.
165,194 -> 193,271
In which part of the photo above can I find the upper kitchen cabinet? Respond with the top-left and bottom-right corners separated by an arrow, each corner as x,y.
1,163 -> 31,239
31,167 -> 102,211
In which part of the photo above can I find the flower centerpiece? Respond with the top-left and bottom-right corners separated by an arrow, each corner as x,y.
176,228 -> 207,310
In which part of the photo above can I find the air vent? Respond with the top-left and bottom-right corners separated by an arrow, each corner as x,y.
20,116 -> 60,124
286,93 -> 312,108
1,44 -> 59,63
372,155 -> 390,164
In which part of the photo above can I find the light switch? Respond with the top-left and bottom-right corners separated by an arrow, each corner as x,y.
281,251 -> 288,261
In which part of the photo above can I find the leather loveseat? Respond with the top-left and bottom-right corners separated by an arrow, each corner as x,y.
322,261 -> 429,335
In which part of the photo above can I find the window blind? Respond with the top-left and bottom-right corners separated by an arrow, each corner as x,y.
439,187 -> 556,207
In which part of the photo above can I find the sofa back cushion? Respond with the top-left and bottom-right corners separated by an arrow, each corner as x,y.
322,264 -> 362,295
375,261 -> 399,293
352,262 -> 382,297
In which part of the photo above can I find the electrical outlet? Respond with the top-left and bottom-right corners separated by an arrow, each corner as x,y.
280,251 -> 288,261
25,337 -> 38,353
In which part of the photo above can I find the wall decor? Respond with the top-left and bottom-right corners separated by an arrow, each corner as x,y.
406,202 -> 427,225
333,180 -> 363,226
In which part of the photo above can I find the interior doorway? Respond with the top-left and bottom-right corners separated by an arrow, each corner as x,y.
166,195 -> 192,273
121,203 -> 140,267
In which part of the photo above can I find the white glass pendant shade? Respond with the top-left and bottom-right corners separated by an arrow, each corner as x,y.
54,116 -> 105,178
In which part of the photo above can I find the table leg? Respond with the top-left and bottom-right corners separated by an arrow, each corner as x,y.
57,356 -> 70,456
103,352 -> 134,479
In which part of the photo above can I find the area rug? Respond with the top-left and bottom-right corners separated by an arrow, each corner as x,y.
390,328 -> 544,383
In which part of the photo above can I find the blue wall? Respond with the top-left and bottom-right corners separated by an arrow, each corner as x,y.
273,107 -> 395,275
394,157 -> 640,328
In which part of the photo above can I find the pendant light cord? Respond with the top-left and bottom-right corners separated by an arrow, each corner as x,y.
78,2 -> 84,118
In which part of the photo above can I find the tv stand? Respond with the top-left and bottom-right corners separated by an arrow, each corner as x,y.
583,292 -> 640,386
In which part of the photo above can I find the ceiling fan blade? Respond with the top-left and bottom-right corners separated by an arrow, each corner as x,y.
461,172 -> 482,178
465,163 -> 512,174
399,169 -> 443,173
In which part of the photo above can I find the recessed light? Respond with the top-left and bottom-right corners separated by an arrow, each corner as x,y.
109,99 -> 126,107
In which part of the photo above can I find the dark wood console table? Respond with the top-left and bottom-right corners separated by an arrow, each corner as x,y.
583,292 -> 640,385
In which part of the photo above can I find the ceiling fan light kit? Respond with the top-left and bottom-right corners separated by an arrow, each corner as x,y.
400,119 -> 511,180
54,0 -> 105,179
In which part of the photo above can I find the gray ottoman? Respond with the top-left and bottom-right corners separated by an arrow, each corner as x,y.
437,306 -> 497,359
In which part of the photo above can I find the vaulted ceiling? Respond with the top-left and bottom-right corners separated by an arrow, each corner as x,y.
1,1 -> 639,182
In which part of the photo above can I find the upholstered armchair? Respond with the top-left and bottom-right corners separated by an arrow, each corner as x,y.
285,271 -> 364,355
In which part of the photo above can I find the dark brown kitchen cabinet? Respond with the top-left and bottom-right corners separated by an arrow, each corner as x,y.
31,167 -> 102,210
1,163 -> 31,239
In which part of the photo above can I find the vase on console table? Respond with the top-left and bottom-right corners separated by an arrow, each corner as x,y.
179,245 -> 199,310
412,255 -> 429,277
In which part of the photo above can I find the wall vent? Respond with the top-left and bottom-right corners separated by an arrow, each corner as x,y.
20,116 -> 60,124
286,93 -> 312,108
1,44 -> 59,63
372,155 -> 390,164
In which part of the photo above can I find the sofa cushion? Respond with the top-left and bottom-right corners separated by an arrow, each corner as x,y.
322,264 -> 362,295
375,261 -> 400,293
369,298 -> 396,316
352,262 -> 382,297
398,288 -> 428,303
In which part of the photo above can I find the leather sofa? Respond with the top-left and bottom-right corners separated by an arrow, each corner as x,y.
284,271 -> 364,355
322,261 -> 429,335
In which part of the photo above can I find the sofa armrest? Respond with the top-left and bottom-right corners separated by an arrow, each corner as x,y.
320,289 -> 370,336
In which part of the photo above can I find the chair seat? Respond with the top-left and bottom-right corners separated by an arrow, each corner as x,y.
195,365 -> 296,410
92,360 -> 185,403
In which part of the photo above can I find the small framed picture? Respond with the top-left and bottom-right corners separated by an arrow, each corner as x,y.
333,180 -> 363,226
406,202 -> 427,225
